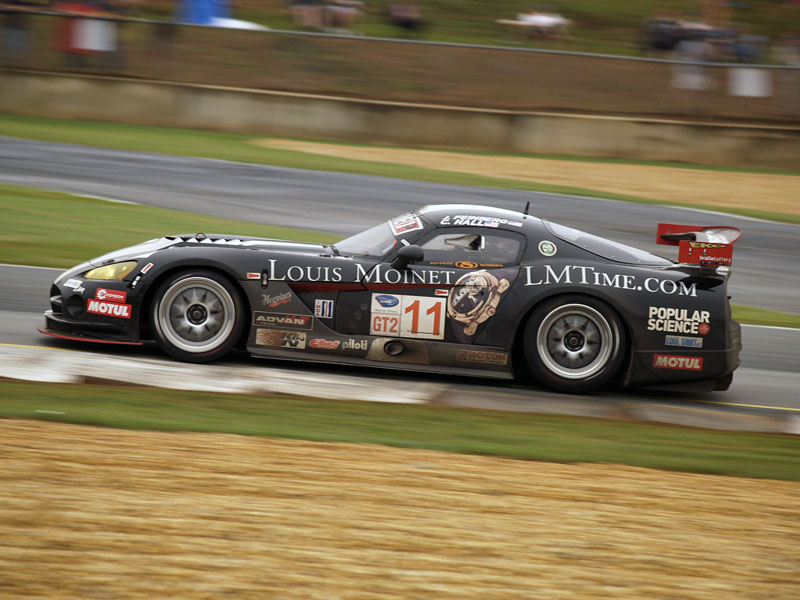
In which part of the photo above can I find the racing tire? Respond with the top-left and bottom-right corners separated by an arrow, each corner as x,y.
523,295 -> 627,393
151,270 -> 246,363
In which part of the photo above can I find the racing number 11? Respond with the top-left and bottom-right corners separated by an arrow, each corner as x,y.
404,298 -> 443,338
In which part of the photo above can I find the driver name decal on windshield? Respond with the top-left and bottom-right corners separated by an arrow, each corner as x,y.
440,215 -> 523,228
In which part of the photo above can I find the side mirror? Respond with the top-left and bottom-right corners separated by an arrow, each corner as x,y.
391,244 -> 424,270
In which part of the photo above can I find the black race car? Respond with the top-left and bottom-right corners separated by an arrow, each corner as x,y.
40,204 -> 742,393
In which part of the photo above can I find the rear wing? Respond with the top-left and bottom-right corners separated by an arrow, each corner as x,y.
657,224 -> 742,267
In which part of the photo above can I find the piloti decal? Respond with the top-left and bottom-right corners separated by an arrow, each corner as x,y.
95,288 -> 127,303
252,312 -> 312,330
648,306 -> 710,334
456,350 -> 508,366
652,354 -> 703,371
86,299 -> 132,319
524,265 -> 698,297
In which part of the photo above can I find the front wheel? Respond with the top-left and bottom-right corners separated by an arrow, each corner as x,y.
151,270 -> 245,363
523,295 -> 627,393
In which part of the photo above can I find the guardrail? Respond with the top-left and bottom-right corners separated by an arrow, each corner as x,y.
1,11 -> 798,121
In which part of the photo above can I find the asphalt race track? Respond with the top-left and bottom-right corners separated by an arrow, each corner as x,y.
1,137 -> 799,420
2,136 -> 799,313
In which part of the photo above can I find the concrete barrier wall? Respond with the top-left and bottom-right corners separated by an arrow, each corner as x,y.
2,70 -> 798,170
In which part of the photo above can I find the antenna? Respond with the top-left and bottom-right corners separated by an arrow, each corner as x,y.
523,201 -> 530,217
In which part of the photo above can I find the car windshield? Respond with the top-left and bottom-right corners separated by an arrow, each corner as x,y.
334,222 -> 398,258
544,221 -> 672,266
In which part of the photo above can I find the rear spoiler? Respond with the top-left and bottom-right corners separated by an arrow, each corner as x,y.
657,224 -> 742,267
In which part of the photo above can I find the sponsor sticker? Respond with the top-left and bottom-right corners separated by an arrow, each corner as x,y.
652,354 -> 703,371
255,329 -> 307,349
665,335 -> 704,348
390,214 -> 424,236
369,293 -> 445,340
262,292 -> 292,308
246,272 -> 260,280
252,312 -> 313,330
141,263 -> 154,274
455,261 -> 478,269
86,299 -> 132,319
314,299 -> 334,319
95,288 -> 127,303
524,265 -> 699,297
341,339 -> 368,351
456,350 -> 508,365
64,279 -> 85,295
435,289 -> 449,296
373,294 -> 400,310
538,240 -> 557,257
129,275 -> 142,289
309,338 -> 340,350
647,306 -> 710,335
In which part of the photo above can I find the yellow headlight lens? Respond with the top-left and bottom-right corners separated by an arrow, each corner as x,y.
85,261 -> 138,280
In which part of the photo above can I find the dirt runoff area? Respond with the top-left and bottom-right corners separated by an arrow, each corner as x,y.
2,419 -> 799,599
253,139 -> 800,217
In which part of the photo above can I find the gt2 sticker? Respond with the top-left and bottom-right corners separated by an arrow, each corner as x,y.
370,293 -> 445,340
524,265 -> 698,297
652,354 -> 703,371
253,312 -> 312,330
86,299 -> 131,319
256,329 -> 307,349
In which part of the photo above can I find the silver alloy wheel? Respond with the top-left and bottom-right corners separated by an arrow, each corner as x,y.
536,303 -> 614,380
155,276 -> 236,354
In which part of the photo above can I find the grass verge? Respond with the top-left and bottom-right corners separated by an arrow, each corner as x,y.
732,305 -> 800,329
1,380 -> 798,481
0,184 -> 337,268
2,114 -> 799,225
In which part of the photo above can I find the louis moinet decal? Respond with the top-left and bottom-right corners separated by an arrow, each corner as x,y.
267,260 -> 459,286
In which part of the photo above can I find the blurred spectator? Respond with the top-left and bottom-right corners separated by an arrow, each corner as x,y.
774,35 -> 800,116
387,3 -> 422,32
53,1 -> 118,68
672,31 -> 713,91
496,10 -> 570,41
323,0 -> 363,33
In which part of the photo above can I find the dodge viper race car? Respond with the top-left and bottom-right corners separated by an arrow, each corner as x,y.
40,204 -> 742,393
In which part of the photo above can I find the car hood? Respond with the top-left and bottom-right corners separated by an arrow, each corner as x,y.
87,234 -> 326,267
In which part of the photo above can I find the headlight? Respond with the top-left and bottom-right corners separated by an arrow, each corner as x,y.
84,261 -> 138,280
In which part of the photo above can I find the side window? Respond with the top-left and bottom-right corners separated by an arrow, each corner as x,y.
420,231 -> 523,267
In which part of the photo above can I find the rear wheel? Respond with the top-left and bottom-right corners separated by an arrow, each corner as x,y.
523,295 -> 627,393
151,270 -> 245,363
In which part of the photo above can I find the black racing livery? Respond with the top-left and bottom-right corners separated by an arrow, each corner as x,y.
40,204 -> 742,393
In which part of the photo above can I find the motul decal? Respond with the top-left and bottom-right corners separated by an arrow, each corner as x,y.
652,354 -> 703,371
87,299 -> 132,319
95,288 -> 127,303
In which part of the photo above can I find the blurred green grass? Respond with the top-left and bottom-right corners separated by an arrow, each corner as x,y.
2,114 -> 798,225
1,380 -> 798,481
0,184 -> 337,268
